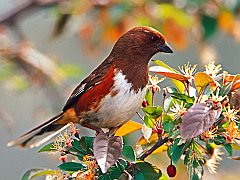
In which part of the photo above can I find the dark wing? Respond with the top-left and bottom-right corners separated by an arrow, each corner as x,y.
62,57 -> 113,111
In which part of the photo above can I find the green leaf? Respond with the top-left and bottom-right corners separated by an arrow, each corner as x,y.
184,149 -> 191,165
223,143 -> 233,156
145,89 -> 153,106
214,135 -> 226,145
58,162 -> 85,171
21,169 -> 59,180
79,137 -> 87,151
201,14 -> 217,40
134,171 -> 145,180
221,121 -> 230,128
172,138 -> 189,164
135,161 -> 162,179
171,92 -> 195,105
186,158 -> 203,180
118,158 -> 128,170
167,146 -> 172,158
21,168 -> 43,180
144,116 -> 155,128
162,114 -> 173,122
166,87 -> 179,93
77,153 -> 85,161
162,120 -> 174,133
122,145 -> 136,162
38,143 -> 55,152
153,60 -> 185,93
108,165 -> 122,179
80,136 -> 94,153
98,173 -> 111,180
70,139 -> 86,154
142,106 -> 163,119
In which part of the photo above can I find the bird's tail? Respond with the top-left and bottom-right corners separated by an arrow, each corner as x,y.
7,113 -> 72,148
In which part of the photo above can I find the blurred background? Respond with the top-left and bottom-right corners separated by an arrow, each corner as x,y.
0,0 -> 240,179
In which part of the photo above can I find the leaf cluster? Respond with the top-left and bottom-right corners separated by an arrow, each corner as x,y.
22,61 -> 240,180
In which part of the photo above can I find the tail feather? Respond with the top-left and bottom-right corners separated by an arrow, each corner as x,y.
7,113 -> 70,148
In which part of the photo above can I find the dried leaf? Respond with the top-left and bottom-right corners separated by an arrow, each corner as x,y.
149,66 -> 189,81
194,72 -> 215,93
230,156 -> 240,160
232,79 -> 240,91
137,133 -> 158,145
152,145 -> 168,154
115,120 -> 142,136
180,102 -> 222,140
21,168 -> 61,180
151,60 -> 186,93
93,132 -> 123,173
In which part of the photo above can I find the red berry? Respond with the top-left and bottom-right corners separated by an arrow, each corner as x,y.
142,99 -> 148,107
59,155 -> 67,163
167,164 -> 177,177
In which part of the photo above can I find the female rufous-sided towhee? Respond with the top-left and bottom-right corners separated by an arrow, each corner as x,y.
8,26 -> 173,148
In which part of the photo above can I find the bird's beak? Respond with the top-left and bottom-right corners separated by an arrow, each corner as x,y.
158,42 -> 173,53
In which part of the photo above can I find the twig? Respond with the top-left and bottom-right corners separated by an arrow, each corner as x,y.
136,112 -> 144,121
0,1 -> 36,25
162,88 -> 167,115
139,134 -> 168,160
0,0 -> 58,25
152,91 -> 155,106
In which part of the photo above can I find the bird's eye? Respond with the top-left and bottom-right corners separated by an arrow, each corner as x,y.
150,35 -> 158,43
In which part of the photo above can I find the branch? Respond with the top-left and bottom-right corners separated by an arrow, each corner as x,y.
0,1 -> 35,25
139,135 -> 168,160
0,0 -> 58,25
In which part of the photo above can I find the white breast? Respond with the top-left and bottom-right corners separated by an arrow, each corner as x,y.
94,71 -> 146,128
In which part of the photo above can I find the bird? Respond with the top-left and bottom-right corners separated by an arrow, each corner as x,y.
7,26 -> 173,148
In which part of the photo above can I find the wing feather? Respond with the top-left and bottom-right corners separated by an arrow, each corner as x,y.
62,57 -> 114,111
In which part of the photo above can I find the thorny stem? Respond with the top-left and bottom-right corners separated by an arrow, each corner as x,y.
139,134 -> 168,160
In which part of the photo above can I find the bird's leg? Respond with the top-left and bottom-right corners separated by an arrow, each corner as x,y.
109,125 -> 121,136
81,122 -> 103,135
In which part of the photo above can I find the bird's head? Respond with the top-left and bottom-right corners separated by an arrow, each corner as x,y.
110,26 -> 173,61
